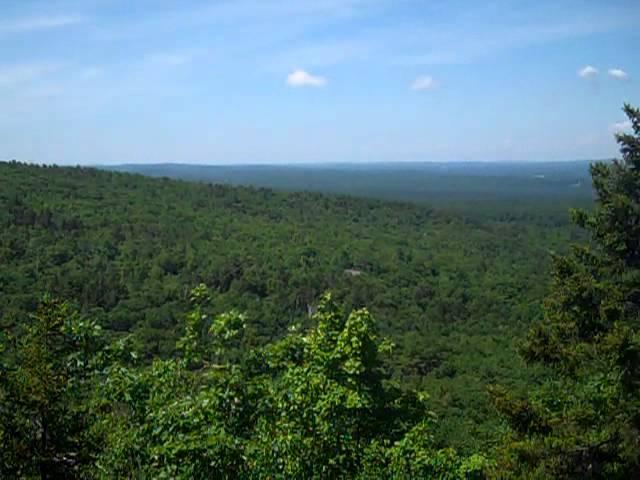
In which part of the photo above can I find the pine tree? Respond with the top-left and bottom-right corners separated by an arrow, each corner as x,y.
0,297 -> 103,478
491,104 -> 640,478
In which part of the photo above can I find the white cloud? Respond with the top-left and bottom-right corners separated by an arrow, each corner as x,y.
578,65 -> 598,78
286,69 -> 327,87
611,120 -> 632,133
411,75 -> 438,91
0,15 -> 84,34
608,68 -> 628,80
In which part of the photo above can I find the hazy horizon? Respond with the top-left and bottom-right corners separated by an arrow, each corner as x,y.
3,157 -> 606,168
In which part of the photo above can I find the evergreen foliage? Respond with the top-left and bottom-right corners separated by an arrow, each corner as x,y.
491,104 -> 640,478
0,297 -> 103,478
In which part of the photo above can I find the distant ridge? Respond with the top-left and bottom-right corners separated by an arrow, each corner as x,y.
100,161 -> 594,212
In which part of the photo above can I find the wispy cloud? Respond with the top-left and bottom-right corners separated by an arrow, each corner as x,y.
611,120 -> 632,133
0,15 -> 84,34
608,68 -> 628,80
91,0 -> 383,44
411,76 -> 438,91
0,63 -> 60,86
388,2 -> 639,67
286,69 -> 327,87
578,65 -> 598,78
1,0 -> 637,165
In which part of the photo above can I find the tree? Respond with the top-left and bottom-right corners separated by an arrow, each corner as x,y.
245,293 -> 406,476
93,287 -> 488,478
0,297 -> 103,479
92,285 -> 248,479
491,104 -> 640,478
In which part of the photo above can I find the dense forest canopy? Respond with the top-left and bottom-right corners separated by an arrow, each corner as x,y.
0,159 -> 580,451
106,160 -> 595,219
1,104 -> 639,478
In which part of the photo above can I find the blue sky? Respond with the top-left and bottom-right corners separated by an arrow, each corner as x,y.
1,0 -> 639,165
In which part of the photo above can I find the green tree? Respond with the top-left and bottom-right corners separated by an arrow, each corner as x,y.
94,287 -> 487,478
0,296 -> 103,479
93,285 -> 248,479
491,104 -> 640,478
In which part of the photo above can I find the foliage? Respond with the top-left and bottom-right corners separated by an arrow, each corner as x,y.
0,297 -> 103,478
0,158 -> 580,450
12,287 -> 484,478
491,104 -> 640,478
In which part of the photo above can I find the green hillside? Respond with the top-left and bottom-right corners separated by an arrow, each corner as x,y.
0,161 -> 578,449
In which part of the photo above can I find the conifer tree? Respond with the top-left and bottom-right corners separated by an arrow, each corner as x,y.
491,104 -> 640,478
0,297 -> 102,478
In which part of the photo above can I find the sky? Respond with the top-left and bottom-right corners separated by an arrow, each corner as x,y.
1,0 -> 639,165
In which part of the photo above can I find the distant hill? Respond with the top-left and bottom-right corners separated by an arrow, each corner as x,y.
102,161 -> 595,216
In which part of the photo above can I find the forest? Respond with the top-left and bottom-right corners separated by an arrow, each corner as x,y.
1,104 -> 639,478
106,160 -> 594,220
